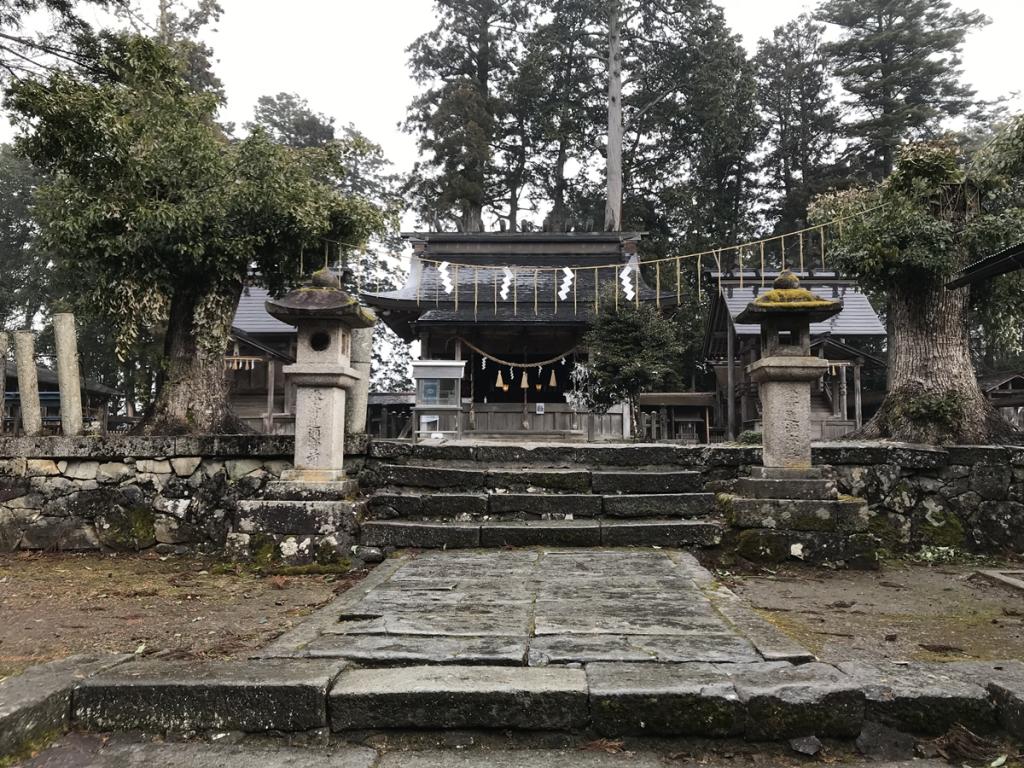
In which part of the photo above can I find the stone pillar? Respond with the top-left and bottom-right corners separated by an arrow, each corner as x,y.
0,332 -> 7,435
345,326 -> 373,435
14,330 -> 42,436
293,384 -> 347,477
53,313 -> 84,436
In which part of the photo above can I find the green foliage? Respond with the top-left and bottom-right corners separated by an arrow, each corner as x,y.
568,302 -> 685,420
5,33 -> 392,430
6,34 -> 388,357
896,391 -> 964,433
0,145 -> 48,330
816,0 -> 989,179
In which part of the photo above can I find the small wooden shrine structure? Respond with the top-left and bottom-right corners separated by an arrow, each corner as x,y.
362,232 -> 669,440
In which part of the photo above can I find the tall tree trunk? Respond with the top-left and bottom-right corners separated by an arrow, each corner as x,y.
141,282 -> 247,435
605,0 -> 623,232
859,276 -> 1012,444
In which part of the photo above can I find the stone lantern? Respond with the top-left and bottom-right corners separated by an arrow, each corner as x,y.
266,268 -> 377,483
735,271 -> 841,470
718,271 -> 878,569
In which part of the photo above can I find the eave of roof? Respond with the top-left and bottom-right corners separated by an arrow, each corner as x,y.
947,240 -> 1024,288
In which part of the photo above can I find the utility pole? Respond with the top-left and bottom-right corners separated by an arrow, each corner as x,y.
604,0 -> 623,232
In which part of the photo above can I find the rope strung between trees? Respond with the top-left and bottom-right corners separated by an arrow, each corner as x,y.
457,336 -> 579,369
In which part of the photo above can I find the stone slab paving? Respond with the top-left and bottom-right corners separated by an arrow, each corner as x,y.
268,549 -> 770,666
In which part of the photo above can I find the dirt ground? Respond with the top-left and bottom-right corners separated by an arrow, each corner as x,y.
0,552 -> 371,679
725,558 -> 1024,662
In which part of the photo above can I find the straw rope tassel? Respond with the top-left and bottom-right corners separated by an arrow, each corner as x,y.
738,247 -> 744,289
573,268 -> 577,315
759,241 -> 765,286
453,265 -> 459,312
473,267 -> 478,320
553,267 -> 558,314
635,263 -> 640,308
781,234 -> 786,270
820,226 -> 827,271
615,266 -> 619,312
594,267 -> 599,314
656,262 -> 661,309
715,250 -> 722,294
493,268 -> 498,315
435,262 -> 439,307
513,268 -> 518,316
799,232 -> 805,273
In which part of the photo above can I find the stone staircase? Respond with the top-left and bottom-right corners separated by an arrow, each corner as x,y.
360,460 -> 723,549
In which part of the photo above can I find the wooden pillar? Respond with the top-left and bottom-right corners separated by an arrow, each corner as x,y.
831,367 -> 841,417
264,359 -> 276,433
839,365 -> 848,421
726,325 -> 736,440
854,362 -> 863,429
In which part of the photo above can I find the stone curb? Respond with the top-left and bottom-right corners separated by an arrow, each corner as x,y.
54,657 -> 1024,741
0,653 -> 132,759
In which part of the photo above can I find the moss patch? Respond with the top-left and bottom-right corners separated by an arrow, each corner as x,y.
0,728 -> 61,767
96,506 -> 156,551
267,560 -> 352,577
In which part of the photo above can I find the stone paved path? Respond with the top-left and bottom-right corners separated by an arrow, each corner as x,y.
264,549 -> 806,666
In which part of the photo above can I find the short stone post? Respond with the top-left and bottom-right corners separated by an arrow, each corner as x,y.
345,326 -> 374,435
14,330 -> 42,436
265,269 -> 377,483
0,331 -> 7,434
53,313 -> 84,436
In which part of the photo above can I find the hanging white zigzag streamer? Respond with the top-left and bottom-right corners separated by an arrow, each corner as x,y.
499,267 -> 514,300
620,264 -> 635,301
558,267 -> 574,301
438,261 -> 454,294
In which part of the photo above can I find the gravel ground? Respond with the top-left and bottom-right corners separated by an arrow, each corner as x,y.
723,559 -> 1024,662
0,551 -> 371,679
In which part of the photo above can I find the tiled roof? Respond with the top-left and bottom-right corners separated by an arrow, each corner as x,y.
233,286 -> 295,335
722,282 -> 884,337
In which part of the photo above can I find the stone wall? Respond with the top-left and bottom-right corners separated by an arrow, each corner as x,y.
1,436 -> 1022,556
0,436 -> 341,554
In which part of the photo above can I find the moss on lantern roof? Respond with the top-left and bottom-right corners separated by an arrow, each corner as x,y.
734,270 -> 843,324
751,271 -> 840,311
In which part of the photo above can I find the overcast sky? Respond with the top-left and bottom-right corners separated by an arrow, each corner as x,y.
195,0 -> 1024,180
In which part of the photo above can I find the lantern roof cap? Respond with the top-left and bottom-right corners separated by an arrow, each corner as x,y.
735,270 -> 843,324
265,269 -> 377,328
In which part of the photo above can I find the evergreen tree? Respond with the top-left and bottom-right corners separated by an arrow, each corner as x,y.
755,15 -> 844,233
404,0 -> 529,232
816,0 -> 988,179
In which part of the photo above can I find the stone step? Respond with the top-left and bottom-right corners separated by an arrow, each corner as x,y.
735,528 -> 880,569
360,519 -> 724,549
58,656 -> 1024,740
329,665 -> 589,731
72,658 -> 346,733
602,493 -> 715,518
733,476 -> 837,501
721,495 -> 869,533
592,470 -> 703,494
377,464 -> 707,495
262,479 -> 359,501
367,492 -> 716,521
236,499 -> 363,536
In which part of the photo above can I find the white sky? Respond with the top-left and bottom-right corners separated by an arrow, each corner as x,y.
201,0 -> 1023,180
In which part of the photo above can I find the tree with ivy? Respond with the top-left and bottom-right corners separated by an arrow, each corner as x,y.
810,121 -> 1024,444
567,300 -> 686,437
6,34 -> 391,433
